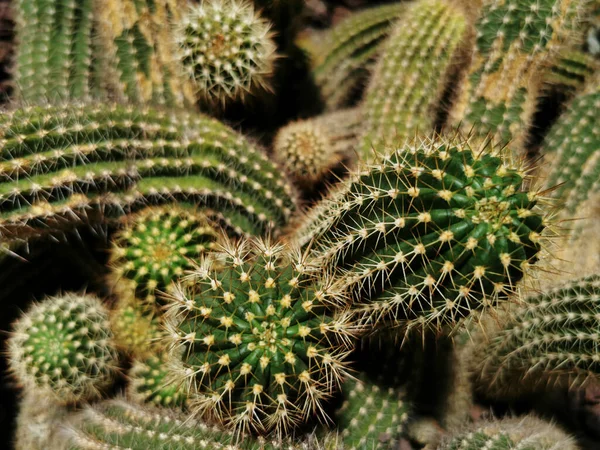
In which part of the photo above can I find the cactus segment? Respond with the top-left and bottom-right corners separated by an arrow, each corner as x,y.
449,0 -> 584,150
7,293 -> 119,403
14,0 -> 95,102
544,49 -> 599,95
311,3 -> 406,110
110,206 -> 220,304
109,295 -> 161,357
360,0 -> 469,156
163,237 -> 355,435
301,136 -> 547,331
175,0 -> 277,105
0,103 -> 298,247
478,274 -> 600,397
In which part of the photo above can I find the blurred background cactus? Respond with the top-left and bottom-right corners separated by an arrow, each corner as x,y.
2,0 -> 600,449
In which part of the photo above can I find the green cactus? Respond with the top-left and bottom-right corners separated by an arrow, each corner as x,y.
438,416 -> 578,450
93,0 -> 197,108
311,3 -> 407,111
14,0 -> 96,102
162,237 -> 356,436
109,206 -> 220,304
296,136 -> 548,331
544,49 -> 599,95
0,103 -> 298,248
477,274 -> 600,398
109,294 -> 161,357
175,0 -> 277,105
541,72 -> 600,220
7,292 -> 120,403
359,0 -> 469,156
334,374 -> 411,450
449,0 -> 584,152
60,397 -> 323,449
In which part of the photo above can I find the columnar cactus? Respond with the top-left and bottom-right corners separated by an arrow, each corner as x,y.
477,274 -> 600,398
14,0 -> 95,102
0,103 -> 298,247
163,237 -> 356,435
438,416 -> 578,450
334,375 -> 411,450
7,293 -> 119,403
310,3 -> 407,110
175,0 -> 277,105
93,0 -> 197,108
359,0 -> 469,156
61,398 -> 316,449
110,206 -> 220,304
448,0 -> 584,151
296,136 -> 548,331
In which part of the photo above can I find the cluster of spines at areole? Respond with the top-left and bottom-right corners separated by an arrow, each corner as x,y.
5,0 -> 600,449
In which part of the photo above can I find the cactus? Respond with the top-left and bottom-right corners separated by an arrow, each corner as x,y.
334,374 -> 411,450
175,0 -> 277,105
477,274 -> 600,398
14,391 -> 69,450
296,136 -> 548,331
0,103 -> 298,248
14,0 -> 96,102
109,206 -> 220,304
438,415 -> 578,450
109,295 -> 161,357
359,0 -> 469,156
541,72 -> 600,219
543,49 -> 599,95
449,0 -> 584,151
162,237 -> 356,436
60,397 -> 321,449
7,292 -> 119,403
92,0 -> 197,108
310,3 -> 407,110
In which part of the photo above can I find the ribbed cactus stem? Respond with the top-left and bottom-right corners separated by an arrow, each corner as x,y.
163,237 -> 355,435
298,136 -> 547,331
311,3 -> 406,110
449,0 -> 584,151
8,293 -> 119,403
359,0 -> 469,156
478,274 -> 600,397
0,103 -> 298,248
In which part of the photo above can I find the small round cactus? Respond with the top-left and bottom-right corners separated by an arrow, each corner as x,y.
163,237 -> 355,436
176,0 -> 277,104
110,207 -> 220,304
273,120 -> 340,188
8,293 -> 119,403
109,296 -> 161,357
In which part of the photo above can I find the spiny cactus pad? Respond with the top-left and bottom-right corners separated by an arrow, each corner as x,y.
163,237 -> 355,435
478,274 -> 600,397
8,293 -> 119,403
110,207 -> 220,303
301,136 -> 547,330
0,103 -> 297,247
176,0 -> 277,104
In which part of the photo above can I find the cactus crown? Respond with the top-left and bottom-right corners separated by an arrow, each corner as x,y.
110,207 -> 220,304
8,293 -> 119,403
176,0 -> 277,104
303,136 -> 548,330
163,237 -> 355,436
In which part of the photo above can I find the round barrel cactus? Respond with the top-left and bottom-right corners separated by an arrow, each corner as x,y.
163,237 -> 356,436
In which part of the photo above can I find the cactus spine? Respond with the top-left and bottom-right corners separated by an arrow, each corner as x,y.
297,136 -> 547,331
477,274 -> 600,398
7,293 -> 119,403
0,103 -> 298,247
163,237 -> 355,435
311,3 -> 407,110
449,0 -> 583,151
359,0 -> 469,156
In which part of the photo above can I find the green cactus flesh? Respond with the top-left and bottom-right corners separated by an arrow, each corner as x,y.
478,274 -> 600,396
544,49 -> 599,94
109,296 -> 161,356
0,103 -> 297,247
301,137 -> 547,330
129,352 -> 188,408
8,292 -> 119,403
110,206 -> 220,303
163,237 -> 355,435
